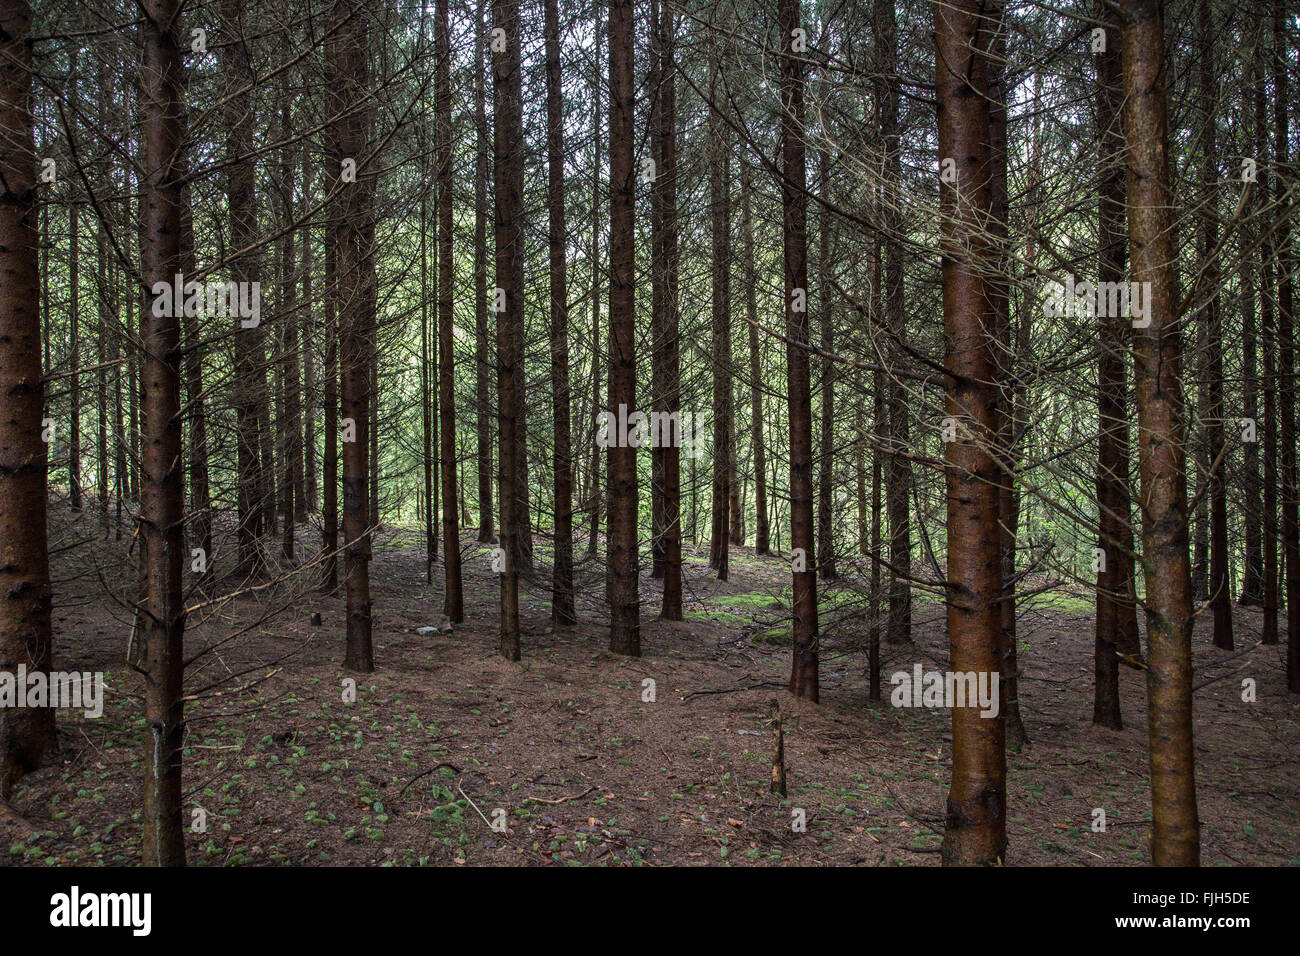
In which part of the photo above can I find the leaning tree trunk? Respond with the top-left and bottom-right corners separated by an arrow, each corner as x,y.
935,0 -> 1006,866
0,0 -> 58,800
1121,0 -> 1199,866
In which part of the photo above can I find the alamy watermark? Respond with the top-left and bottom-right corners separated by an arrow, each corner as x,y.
1043,275 -> 1151,328
150,273 -> 262,328
0,666 -> 105,718
595,404 -> 705,458
890,664 -> 999,718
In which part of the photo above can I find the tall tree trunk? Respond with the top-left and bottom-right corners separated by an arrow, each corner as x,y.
607,0 -> 640,657
69,204 -> 81,509
543,0 -> 574,626
1093,11 -> 1126,729
708,51 -> 731,581
1240,44 -> 1264,608
1121,0 -> 1199,865
780,0 -> 817,701
436,0 -> 464,623
816,155 -> 835,582
649,0 -> 667,582
278,100 -> 297,562
96,213 -> 108,522
139,0 -> 187,866
179,177 -> 211,590
301,158 -> 316,518
742,159 -> 769,556
222,0 -> 265,576
0,0 -> 58,799
1274,0 -> 1300,691
987,7 -> 1025,749
332,0 -> 374,672
1260,20 -> 1279,646
876,0 -> 911,645
473,0 -> 495,544
587,12 -> 602,558
1200,0 -> 1232,651
322,211 -> 339,593
420,161 -> 434,582
935,0 -> 1006,866
493,0 -> 524,661
657,0 -> 682,619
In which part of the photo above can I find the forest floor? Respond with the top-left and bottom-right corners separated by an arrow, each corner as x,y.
5,505 -> 1299,866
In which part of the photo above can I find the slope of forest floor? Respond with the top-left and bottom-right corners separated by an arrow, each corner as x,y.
5,506 -> 1298,866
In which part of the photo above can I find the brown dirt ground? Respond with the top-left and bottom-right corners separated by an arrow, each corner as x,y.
4,506 -> 1298,866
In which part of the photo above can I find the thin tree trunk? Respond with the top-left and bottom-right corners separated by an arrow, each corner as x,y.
179,177 -> 211,590
876,0 -> 910,646
473,0 -> 495,544
493,0 -> 524,661
420,166 -> 434,581
988,9 -> 1025,749
816,154 -> 835,581
607,0 -> 640,657
322,212 -> 339,593
780,0 -> 817,701
436,0 -> 463,623
1093,10 -> 1125,729
657,0 -> 682,619
1240,46 -> 1264,607
1121,0 -> 1199,865
1200,0 -> 1232,650
587,13 -> 602,558
69,204 -> 81,509
543,0 -> 574,626
1274,0 -> 1300,690
1259,20 -> 1279,646
742,159 -> 768,556
222,0 -> 265,575
708,52 -> 731,581
301,158 -> 316,518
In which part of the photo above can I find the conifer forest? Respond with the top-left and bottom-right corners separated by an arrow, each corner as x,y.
0,0 -> 1298,901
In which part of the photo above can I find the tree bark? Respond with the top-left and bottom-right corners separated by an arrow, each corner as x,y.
493,0 -> 524,661
780,0 -> 818,702
544,0 -> 574,626
436,0 -> 463,623
935,0 -> 1006,866
473,0 -> 495,544
138,0 -> 188,866
1121,0 -> 1200,865
607,0 -> 640,657
742,159 -> 768,556
331,0 -> 374,672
